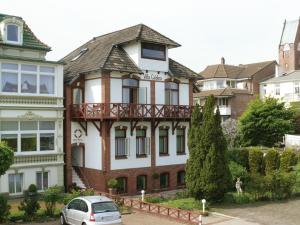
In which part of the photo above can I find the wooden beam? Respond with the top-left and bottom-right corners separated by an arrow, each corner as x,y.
78,121 -> 87,135
91,121 -> 102,136
130,120 -> 139,136
172,120 -> 180,135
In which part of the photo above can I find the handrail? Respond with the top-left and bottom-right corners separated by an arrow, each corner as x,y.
71,103 -> 192,120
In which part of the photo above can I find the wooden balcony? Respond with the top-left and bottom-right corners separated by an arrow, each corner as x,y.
71,103 -> 192,121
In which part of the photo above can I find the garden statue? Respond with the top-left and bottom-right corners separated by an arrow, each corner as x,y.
235,177 -> 243,195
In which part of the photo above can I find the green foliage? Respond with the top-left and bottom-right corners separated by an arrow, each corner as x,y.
42,186 -> 63,216
186,96 -> 231,201
246,173 -> 267,200
0,194 -> 10,223
19,184 -> 40,220
63,188 -> 95,205
228,148 -> 249,170
107,178 -> 118,189
280,149 -> 297,172
8,210 -> 24,223
0,141 -> 14,176
145,196 -> 165,203
152,172 -> 159,180
222,119 -> 240,148
264,149 -> 280,175
229,161 -> 248,184
239,98 -> 295,147
249,148 -> 264,174
161,198 -> 202,211
223,192 -> 253,204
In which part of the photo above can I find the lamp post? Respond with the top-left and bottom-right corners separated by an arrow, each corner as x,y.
201,199 -> 206,214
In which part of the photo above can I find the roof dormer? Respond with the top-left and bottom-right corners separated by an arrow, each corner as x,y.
0,16 -> 23,45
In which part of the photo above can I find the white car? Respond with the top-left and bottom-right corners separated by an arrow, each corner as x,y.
60,196 -> 122,225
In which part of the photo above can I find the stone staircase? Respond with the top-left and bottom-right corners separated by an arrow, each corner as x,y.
72,167 -> 86,189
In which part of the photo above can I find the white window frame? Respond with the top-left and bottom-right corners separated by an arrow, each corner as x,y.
5,23 -> 22,45
8,173 -> 23,195
36,171 -> 49,191
294,82 -> 300,95
275,84 -> 280,96
0,61 -> 56,96
0,120 -> 56,155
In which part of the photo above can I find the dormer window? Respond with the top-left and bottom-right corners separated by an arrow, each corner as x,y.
6,24 -> 19,43
141,43 -> 166,61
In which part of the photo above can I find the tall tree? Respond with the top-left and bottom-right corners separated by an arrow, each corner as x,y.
0,141 -> 14,177
239,97 -> 294,147
186,96 -> 231,201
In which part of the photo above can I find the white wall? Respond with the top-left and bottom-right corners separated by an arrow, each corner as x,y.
110,78 -> 122,103
85,78 -> 102,103
123,41 -> 139,65
155,82 -> 165,104
179,83 -> 189,105
110,121 -> 151,170
139,80 -> 151,104
155,122 -> 189,166
85,123 -> 102,170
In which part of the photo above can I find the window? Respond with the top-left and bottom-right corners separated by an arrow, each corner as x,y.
78,200 -> 88,212
0,62 -> 55,95
217,98 -> 228,107
122,78 -> 138,104
8,173 -> 23,194
141,43 -> 166,61
159,128 -> 168,155
73,88 -> 83,104
115,129 -> 127,157
226,80 -> 236,88
136,129 -> 148,156
68,199 -> 80,210
36,172 -> 49,190
6,24 -> 19,43
176,128 -> 185,154
295,82 -> 300,94
116,177 -> 127,194
0,121 -> 56,153
275,84 -> 280,95
92,202 -> 118,213
71,48 -> 88,62
137,175 -> 147,191
165,82 -> 179,105
177,171 -> 185,186
160,173 -> 169,188
216,80 -> 225,89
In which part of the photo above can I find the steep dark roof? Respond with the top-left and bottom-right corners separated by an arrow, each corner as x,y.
194,88 -> 252,98
199,60 -> 276,79
63,24 -> 183,83
169,58 -> 198,79
0,13 -> 50,51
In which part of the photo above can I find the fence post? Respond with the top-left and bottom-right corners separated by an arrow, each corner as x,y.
198,215 -> 202,225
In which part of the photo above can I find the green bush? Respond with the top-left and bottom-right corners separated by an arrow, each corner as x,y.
280,149 -> 297,172
161,198 -> 201,211
107,178 -> 118,189
264,149 -> 280,175
223,192 -> 252,204
249,148 -> 264,174
0,194 -> 10,223
174,190 -> 190,199
19,184 -> 40,220
63,189 -> 81,205
228,148 -> 249,170
145,196 -> 165,203
229,161 -> 248,183
246,173 -> 267,200
8,211 -> 24,223
43,186 -> 63,216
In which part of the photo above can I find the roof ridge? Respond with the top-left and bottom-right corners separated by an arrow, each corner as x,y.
94,24 -> 142,41
169,58 -> 198,77
100,45 -> 114,69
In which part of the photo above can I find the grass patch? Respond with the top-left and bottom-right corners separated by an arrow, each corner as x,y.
161,198 -> 202,211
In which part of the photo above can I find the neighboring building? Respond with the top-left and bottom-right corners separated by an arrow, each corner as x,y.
63,24 -> 197,194
0,13 -> 64,195
194,58 -> 276,121
261,19 -> 300,106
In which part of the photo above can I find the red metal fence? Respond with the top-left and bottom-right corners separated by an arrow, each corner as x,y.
97,192 -> 201,224
71,103 -> 192,120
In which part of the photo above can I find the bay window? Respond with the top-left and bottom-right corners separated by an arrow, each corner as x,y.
0,62 -> 55,95
165,82 -> 179,105
0,121 -> 56,153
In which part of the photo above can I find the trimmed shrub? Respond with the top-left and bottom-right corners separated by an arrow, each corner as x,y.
246,173 -> 267,200
228,148 -> 249,170
223,192 -> 252,204
229,161 -> 249,186
249,148 -> 264,174
63,189 -> 81,205
0,194 -> 10,223
19,184 -> 40,220
107,178 -> 118,189
264,149 -> 280,175
43,186 -> 63,216
280,149 -> 297,172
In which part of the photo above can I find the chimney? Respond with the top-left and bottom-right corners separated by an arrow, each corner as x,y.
221,57 -> 225,65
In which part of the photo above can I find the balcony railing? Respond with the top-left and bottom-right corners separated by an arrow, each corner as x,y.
71,103 -> 192,120
13,153 -> 64,165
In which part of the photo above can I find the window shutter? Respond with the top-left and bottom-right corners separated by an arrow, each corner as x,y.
138,87 -> 147,104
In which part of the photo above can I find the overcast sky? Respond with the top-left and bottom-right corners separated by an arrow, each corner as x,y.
2,0 -> 300,72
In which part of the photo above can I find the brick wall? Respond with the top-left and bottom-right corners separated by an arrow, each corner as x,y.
229,94 -> 255,119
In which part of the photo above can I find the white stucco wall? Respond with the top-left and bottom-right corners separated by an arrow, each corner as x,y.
110,121 -> 151,170
85,122 -> 102,170
110,78 -> 122,103
155,82 -> 165,104
85,78 -> 102,103
179,83 -> 189,105
139,80 -> 151,104
123,41 -> 139,65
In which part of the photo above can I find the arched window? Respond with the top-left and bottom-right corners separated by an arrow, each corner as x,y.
122,78 -> 138,104
165,82 -> 179,105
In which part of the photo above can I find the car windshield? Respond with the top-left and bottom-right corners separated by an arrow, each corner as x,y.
92,201 -> 118,213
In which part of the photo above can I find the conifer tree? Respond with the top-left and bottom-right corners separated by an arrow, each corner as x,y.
186,96 -> 231,201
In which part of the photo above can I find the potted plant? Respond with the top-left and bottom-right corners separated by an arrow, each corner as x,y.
107,178 -> 118,195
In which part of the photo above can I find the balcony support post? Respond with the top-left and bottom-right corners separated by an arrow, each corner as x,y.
78,121 -> 87,135
172,120 -> 180,135
91,121 -> 102,136
130,120 -> 139,136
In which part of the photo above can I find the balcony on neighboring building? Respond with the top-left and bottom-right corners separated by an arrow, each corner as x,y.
217,105 -> 231,116
71,103 -> 192,121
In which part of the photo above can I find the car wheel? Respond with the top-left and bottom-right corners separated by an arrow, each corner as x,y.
60,214 -> 67,225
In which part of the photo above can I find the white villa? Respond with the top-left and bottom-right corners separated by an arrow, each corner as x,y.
0,13 -> 64,195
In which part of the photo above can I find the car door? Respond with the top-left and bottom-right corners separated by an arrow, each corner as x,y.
73,199 -> 88,225
66,199 -> 80,225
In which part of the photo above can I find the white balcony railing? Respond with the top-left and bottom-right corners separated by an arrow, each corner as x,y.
217,106 -> 231,115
